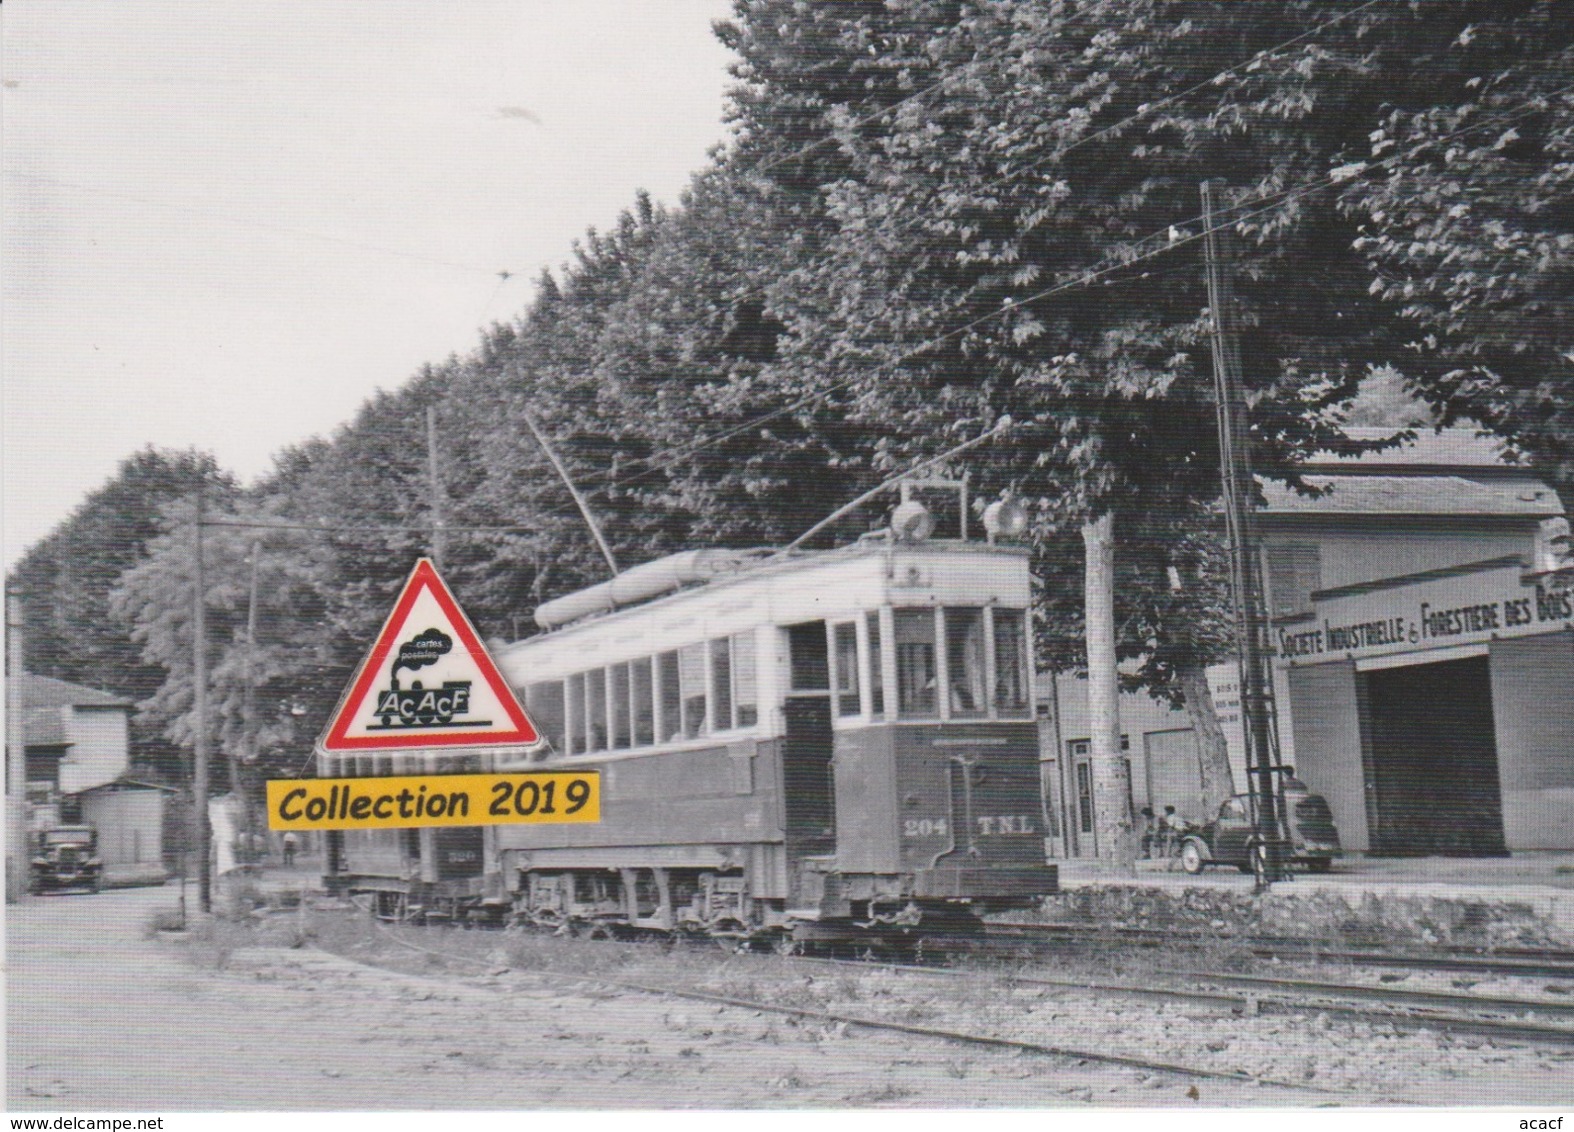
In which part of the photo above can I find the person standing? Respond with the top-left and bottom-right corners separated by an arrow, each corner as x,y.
282,830 -> 299,868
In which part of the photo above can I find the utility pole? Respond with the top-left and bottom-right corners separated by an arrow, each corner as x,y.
240,540 -> 260,841
193,486 -> 212,911
417,405 -> 447,884
426,406 -> 448,572
7,590 -> 29,903
1201,180 -> 1284,887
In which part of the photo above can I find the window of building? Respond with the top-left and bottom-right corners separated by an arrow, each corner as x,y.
866,611 -> 885,717
1266,542 -> 1321,619
945,607 -> 987,718
894,609 -> 937,716
631,658 -> 654,746
833,622 -> 860,716
732,631 -> 758,727
993,608 -> 1029,715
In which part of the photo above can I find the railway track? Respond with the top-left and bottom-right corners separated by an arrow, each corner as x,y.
986,920 -> 1574,980
331,915 -> 1363,1098
291,906 -> 1574,1109
827,958 -> 1574,1049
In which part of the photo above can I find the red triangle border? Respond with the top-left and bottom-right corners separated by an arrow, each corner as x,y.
319,558 -> 540,752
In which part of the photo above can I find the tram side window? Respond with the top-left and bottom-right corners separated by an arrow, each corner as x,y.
866,612 -> 885,717
894,610 -> 937,716
833,622 -> 860,716
711,638 -> 733,731
679,642 -> 708,737
524,681 -> 566,752
585,668 -> 608,752
610,663 -> 632,749
632,658 -> 655,746
993,608 -> 1030,715
732,631 -> 757,727
657,651 -> 682,742
567,673 -> 587,754
945,608 -> 987,718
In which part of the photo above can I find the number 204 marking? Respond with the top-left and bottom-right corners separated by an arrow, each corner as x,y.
903,818 -> 948,838
489,776 -> 593,818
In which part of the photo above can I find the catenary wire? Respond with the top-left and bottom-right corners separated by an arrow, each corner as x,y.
192,76 -> 1570,553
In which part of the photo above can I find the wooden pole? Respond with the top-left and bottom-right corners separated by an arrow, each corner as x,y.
7,590 -> 29,902
426,406 -> 447,572
193,487 -> 212,912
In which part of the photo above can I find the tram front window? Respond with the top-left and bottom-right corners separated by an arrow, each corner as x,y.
945,608 -> 987,718
834,622 -> 860,716
993,608 -> 1030,715
894,610 -> 937,716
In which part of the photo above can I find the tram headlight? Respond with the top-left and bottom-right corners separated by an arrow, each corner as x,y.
982,499 -> 1028,542
890,500 -> 935,543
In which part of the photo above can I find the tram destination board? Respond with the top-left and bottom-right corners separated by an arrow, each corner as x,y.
267,772 -> 599,831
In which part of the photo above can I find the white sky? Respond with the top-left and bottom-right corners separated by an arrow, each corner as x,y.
1,0 -> 737,569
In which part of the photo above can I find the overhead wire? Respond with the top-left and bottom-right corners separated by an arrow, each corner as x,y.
172,8 -> 1568,552
12,171 -> 509,278
498,0 -> 1407,487
205,74 -> 1572,554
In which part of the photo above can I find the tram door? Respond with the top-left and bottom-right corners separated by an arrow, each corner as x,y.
783,622 -> 835,857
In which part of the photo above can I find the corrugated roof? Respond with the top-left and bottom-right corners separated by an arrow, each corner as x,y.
1300,427 -> 1515,472
24,706 -> 69,747
17,673 -> 131,709
17,675 -> 131,747
1260,474 -> 1563,518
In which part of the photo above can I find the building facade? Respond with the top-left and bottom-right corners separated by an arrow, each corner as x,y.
1261,429 -> 1573,855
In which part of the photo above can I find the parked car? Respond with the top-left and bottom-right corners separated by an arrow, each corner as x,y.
1179,785 -> 1340,875
30,825 -> 103,894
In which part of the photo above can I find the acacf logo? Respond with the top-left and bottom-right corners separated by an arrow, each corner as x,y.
368,628 -> 489,731
316,558 -> 540,754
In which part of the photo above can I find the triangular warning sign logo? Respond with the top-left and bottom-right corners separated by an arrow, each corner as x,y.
319,558 -> 540,753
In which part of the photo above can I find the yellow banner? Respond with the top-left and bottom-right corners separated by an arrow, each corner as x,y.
266,772 -> 600,831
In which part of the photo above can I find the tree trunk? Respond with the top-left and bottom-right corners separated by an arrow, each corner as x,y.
1083,512 -> 1135,868
1178,661 -> 1235,819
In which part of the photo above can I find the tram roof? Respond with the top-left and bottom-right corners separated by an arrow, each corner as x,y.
505,537 -> 1031,646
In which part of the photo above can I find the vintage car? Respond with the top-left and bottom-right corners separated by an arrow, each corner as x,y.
30,826 -> 103,894
1179,785 -> 1341,875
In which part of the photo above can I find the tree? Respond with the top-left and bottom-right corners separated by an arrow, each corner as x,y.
109,495 -> 335,796
715,1 -> 1411,861
8,447 -> 234,778
1338,0 -> 1574,500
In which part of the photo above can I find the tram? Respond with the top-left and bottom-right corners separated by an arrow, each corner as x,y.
486,512 -> 1058,943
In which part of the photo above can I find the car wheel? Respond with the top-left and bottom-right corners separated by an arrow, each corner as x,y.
1179,839 -> 1205,875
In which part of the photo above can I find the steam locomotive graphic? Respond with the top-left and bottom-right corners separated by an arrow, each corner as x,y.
367,627 -> 488,730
